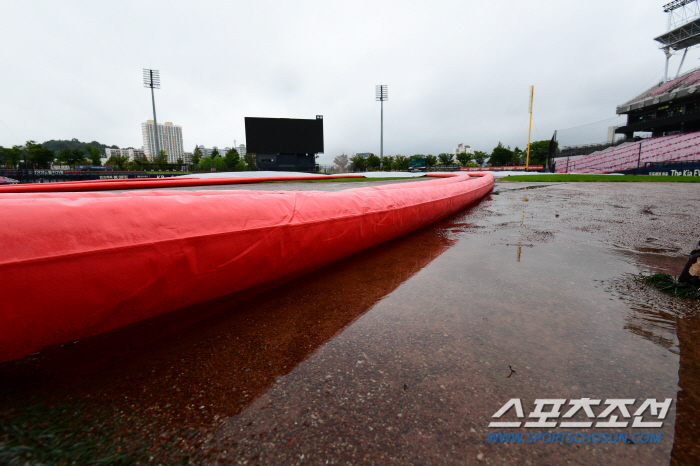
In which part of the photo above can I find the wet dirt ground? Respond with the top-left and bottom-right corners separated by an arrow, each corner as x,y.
1,180 -> 699,465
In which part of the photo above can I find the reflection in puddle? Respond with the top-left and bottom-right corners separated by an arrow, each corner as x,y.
608,276 -> 680,355
609,274 -> 700,465
672,305 -> 700,465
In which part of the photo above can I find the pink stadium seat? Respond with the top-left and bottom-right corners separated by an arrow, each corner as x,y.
557,131 -> 700,173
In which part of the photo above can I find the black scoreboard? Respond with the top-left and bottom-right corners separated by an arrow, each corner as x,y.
244,117 -> 324,155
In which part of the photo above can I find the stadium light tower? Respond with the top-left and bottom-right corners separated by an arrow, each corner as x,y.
376,85 -> 388,159
656,0 -> 700,81
143,69 -> 161,160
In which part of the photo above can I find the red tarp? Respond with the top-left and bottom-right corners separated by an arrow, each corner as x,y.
0,173 -> 494,362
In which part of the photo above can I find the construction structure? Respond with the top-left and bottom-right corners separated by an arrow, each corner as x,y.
655,0 -> 700,83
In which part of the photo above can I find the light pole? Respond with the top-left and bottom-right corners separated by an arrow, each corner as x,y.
143,69 -> 161,161
376,85 -> 388,159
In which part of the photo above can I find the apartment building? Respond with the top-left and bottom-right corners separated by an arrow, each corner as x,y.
141,120 -> 184,163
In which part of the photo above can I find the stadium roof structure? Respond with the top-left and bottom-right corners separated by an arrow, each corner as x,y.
654,16 -> 700,50
616,66 -> 700,114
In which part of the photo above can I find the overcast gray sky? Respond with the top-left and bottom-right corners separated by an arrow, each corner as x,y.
0,1 -> 694,163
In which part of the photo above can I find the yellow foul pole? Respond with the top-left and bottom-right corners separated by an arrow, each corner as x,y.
525,85 -> 534,171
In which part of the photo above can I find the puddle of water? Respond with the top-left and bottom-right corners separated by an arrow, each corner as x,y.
208,183 -> 698,465
214,234 -> 679,465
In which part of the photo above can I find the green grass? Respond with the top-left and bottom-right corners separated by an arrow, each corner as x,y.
500,174 -> 700,182
263,176 -> 427,183
637,273 -> 700,299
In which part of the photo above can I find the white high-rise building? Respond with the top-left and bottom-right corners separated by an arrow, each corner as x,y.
141,120 -> 184,163
237,144 -> 246,157
453,143 -> 475,156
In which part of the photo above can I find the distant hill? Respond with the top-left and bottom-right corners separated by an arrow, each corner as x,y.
42,139 -> 119,155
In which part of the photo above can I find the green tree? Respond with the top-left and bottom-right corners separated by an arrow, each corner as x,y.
192,146 -> 202,165
25,141 -> 55,168
382,155 -> 394,170
425,154 -> 438,169
350,155 -> 367,171
456,152 -> 472,166
198,157 -> 213,171
154,150 -> 168,164
523,140 -> 555,165
512,147 -> 523,166
176,157 -> 183,165
213,156 -> 228,171
73,148 -> 88,166
394,155 -> 409,170
244,152 -> 257,170
333,153 -> 349,170
489,142 -> 513,167
410,154 -> 426,160
105,155 -> 128,170
42,138 -> 117,155
84,145 -> 101,166
367,154 -> 381,170
210,148 -> 220,159
437,153 -> 454,166
56,148 -> 86,167
57,149 -> 71,166
224,148 -> 240,169
1,145 -> 22,168
473,151 -> 488,166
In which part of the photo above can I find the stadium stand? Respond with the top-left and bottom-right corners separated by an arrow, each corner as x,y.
615,66 -> 700,139
554,63 -> 700,173
624,68 -> 700,106
555,131 -> 700,173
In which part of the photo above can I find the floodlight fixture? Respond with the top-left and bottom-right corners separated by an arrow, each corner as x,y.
376,85 -> 388,159
143,69 -> 161,159
143,69 -> 161,89
375,84 -> 388,101
664,0 -> 695,13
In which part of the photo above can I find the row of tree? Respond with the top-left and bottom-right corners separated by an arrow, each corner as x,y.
191,146 -> 256,171
1,141 -> 259,172
487,140 -> 553,167
332,152 -> 486,172
0,141 -> 89,169
331,140 -> 555,171
1,140 -> 118,169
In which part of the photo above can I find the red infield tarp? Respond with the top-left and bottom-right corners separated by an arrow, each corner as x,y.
0,173 -> 494,362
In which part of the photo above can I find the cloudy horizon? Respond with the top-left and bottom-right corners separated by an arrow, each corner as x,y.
0,0 -> 693,163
